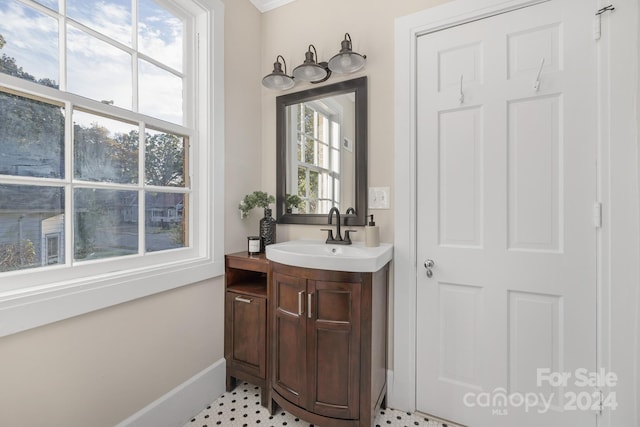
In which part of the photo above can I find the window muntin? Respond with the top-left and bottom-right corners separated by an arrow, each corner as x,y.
0,0 -> 195,276
0,0 -> 184,123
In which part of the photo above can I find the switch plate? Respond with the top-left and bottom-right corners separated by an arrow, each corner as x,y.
369,187 -> 390,209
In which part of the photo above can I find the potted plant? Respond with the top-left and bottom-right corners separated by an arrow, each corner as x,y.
239,191 -> 276,251
285,193 -> 303,214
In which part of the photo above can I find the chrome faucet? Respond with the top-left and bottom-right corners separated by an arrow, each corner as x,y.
322,207 -> 356,245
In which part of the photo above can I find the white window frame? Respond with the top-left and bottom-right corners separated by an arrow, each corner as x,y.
0,0 -> 224,338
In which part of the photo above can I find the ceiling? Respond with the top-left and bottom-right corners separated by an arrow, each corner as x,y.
249,0 -> 298,13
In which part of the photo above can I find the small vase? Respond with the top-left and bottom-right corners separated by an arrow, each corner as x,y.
260,208 -> 277,252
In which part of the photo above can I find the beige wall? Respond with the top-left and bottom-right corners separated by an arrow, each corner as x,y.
0,279 -> 223,426
224,0 -> 265,252
0,1 -> 263,426
261,0 -> 451,244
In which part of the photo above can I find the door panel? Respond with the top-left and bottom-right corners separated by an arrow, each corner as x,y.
272,271 -> 307,407
308,280 -> 361,420
226,291 -> 266,378
416,1 -> 597,426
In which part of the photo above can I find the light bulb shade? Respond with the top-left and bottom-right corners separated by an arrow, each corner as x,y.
262,56 -> 295,90
292,63 -> 328,82
292,45 -> 329,82
328,33 -> 366,74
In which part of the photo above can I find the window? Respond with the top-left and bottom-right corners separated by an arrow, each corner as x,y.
0,0 -> 224,336
292,101 -> 342,214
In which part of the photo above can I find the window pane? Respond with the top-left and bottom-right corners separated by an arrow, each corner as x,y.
74,188 -> 138,261
0,185 -> 64,272
304,137 -> 314,164
309,170 -> 319,200
331,148 -> 340,173
331,121 -> 341,148
317,114 -> 327,142
145,129 -> 185,187
73,110 -> 139,184
139,59 -> 183,124
145,192 -> 186,252
0,0 -> 59,86
318,142 -> 329,169
67,0 -> 131,46
138,0 -> 183,72
296,133 -> 303,162
304,106 -> 314,134
67,27 -> 132,109
0,91 -> 65,178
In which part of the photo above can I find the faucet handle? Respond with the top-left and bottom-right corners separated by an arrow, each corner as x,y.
320,228 -> 335,243
343,229 -> 357,244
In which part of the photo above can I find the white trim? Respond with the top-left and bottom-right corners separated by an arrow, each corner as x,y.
393,2 -> 640,425
249,0 -> 297,13
0,0 -> 225,338
597,1 -> 640,426
115,358 -> 226,427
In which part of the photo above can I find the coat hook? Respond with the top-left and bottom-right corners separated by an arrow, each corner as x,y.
533,57 -> 545,92
459,74 -> 464,104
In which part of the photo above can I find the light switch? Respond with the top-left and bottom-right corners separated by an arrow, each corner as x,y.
369,187 -> 390,209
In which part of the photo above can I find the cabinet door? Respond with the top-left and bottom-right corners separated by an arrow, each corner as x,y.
307,280 -> 361,420
272,271 -> 307,407
225,291 -> 267,379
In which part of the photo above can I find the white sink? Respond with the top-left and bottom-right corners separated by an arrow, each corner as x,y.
266,240 -> 393,273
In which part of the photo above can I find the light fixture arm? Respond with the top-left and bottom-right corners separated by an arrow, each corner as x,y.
277,54 -> 288,74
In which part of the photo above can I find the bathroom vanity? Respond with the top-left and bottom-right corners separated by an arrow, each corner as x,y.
224,241 -> 392,426
270,261 -> 389,427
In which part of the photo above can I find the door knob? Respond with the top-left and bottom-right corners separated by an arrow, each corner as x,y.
424,259 -> 435,278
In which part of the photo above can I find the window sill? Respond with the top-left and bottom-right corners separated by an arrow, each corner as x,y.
0,256 -> 224,338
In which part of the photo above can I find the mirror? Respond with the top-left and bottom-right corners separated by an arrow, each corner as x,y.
276,76 -> 367,225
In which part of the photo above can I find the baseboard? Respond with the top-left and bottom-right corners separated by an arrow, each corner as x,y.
116,358 -> 226,427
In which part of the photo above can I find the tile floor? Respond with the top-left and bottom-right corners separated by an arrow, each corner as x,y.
183,381 -> 450,427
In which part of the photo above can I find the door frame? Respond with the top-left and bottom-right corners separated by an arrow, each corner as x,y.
391,1 -> 640,426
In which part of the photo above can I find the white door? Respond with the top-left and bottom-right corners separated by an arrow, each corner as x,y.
416,1 -> 598,426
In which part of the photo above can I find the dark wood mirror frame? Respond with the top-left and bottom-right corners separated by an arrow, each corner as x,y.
276,76 -> 368,225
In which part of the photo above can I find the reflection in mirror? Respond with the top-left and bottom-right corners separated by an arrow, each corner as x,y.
277,77 -> 367,225
287,94 -> 355,214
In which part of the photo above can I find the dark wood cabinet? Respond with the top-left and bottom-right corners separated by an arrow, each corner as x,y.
270,261 -> 389,427
224,252 -> 270,407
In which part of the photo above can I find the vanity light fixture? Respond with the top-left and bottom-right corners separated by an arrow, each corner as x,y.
263,35 -> 366,90
292,44 -> 331,83
262,55 -> 295,90
328,33 -> 366,74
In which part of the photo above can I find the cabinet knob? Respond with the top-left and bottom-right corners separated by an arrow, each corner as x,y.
235,296 -> 253,304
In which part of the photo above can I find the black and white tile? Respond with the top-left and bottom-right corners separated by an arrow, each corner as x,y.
183,381 -> 451,427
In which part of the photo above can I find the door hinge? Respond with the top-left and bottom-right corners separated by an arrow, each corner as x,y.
593,202 -> 602,228
594,5 -> 615,40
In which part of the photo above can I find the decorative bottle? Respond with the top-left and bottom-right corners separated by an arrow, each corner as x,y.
260,208 -> 277,252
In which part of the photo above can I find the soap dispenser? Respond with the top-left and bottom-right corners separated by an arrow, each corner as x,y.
365,214 -> 379,247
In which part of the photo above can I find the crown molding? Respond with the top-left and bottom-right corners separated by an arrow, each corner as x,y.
249,0 -> 298,13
